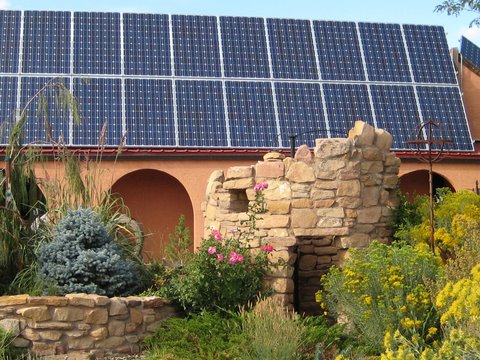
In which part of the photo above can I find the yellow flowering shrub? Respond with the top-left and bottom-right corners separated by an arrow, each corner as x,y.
321,242 -> 442,353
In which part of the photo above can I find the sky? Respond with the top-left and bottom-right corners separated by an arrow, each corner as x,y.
0,0 -> 479,48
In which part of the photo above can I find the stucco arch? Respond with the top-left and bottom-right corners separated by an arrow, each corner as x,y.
399,170 -> 455,200
111,169 -> 194,261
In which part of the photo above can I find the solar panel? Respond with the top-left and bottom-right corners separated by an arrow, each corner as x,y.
314,21 -> 365,81
267,18 -> 318,79
123,13 -> 171,76
359,23 -> 411,82
0,10 -> 472,152
125,79 -> 175,146
275,82 -> 326,146
460,36 -> 480,69
323,83 -> 373,136
74,12 -> 121,75
225,81 -> 278,147
20,77 -> 70,145
0,11 -> 20,73
176,80 -> 227,147
403,24 -> 457,84
73,77 -> 123,146
417,86 -> 472,150
172,15 -> 222,77
220,17 -> 270,78
23,11 -> 71,74
0,77 -> 18,144
370,85 -> 422,149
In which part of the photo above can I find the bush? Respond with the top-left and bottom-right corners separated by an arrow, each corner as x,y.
320,241 -> 442,353
37,207 -> 146,296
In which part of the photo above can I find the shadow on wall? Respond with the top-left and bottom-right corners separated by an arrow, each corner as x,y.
399,170 -> 455,201
111,169 -> 194,261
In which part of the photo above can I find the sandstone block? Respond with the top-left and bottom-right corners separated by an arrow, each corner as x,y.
226,165 -> 254,179
143,314 -> 156,324
385,153 -> 401,167
0,295 -> 28,306
38,330 -> 62,341
130,308 -> 143,325
294,144 -> 313,162
336,233 -> 371,248
384,175 -> 399,189
317,256 -> 332,265
68,336 -> 95,350
300,245 -> 314,253
299,255 -> 317,271
31,321 -> 74,330
264,151 -> 285,161
337,180 -> 361,197
317,207 -> 344,218
267,200 -> 291,214
85,309 -> 108,324
90,327 -> 108,339
357,206 -> 382,224
0,318 -> 20,335
263,237 -> 297,247
258,215 -> 290,229
292,198 -> 313,208
125,322 -> 138,333
12,337 -> 30,348
66,294 -> 95,308
263,181 -> 291,201
314,138 -> 351,158
348,121 -> 375,146
223,177 -> 254,190
361,161 -> 383,174
270,278 -> 294,293
295,227 -> 349,237
311,238 -> 332,246
315,159 -> 346,174
338,168 -> 361,180
311,189 -> 335,200
16,306 -> 51,322
28,296 -> 68,306
313,199 -> 335,208
32,342 -> 56,356
143,297 -> 165,308
363,186 -> 381,207
286,161 -> 315,183
126,335 -> 140,344
314,246 -> 338,255
362,146 -> 384,161
53,307 -> 84,321
374,128 -> 393,150
256,161 -> 285,178
22,327 -> 40,341
317,217 -> 343,227
315,180 -> 338,190
291,209 -> 317,228
268,228 -> 290,237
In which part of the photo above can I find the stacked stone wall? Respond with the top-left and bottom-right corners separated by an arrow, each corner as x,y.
0,294 -> 175,358
203,121 -> 401,314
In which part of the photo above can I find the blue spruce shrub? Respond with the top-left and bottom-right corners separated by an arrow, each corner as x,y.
38,207 -> 144,296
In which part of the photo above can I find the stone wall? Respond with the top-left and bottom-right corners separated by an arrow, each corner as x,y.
202,121 -> 401,314
0,293 -> 175,358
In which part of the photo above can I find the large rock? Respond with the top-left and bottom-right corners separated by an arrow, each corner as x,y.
226,166 -> 254,179
286,161 -> 316,183
348,121 -> 375,146
256,161 -> 285,178
374,128 -> 393,150
291,209 -> 317,228
315,138 -> 351,158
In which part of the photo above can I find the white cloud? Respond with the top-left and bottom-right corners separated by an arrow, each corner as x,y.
0,0 -> 10,10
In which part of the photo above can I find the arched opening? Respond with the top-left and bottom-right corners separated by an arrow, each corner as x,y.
111,169 -> 194,261
400,170 -> 455,201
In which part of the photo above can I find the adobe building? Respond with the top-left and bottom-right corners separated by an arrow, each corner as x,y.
1,11 -> 480,258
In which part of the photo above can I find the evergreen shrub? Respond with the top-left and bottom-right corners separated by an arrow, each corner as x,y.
37,207 -> 145,296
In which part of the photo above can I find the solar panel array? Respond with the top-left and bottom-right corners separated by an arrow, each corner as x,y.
0,10 -> 473,151
461,36 -> 480,70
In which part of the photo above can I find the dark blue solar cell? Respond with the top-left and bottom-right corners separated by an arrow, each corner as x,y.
323,83 -> 373,135
371,85 -> 422,150
461,36 -> 480,69
225,81 -> 278,147
23,11 -> 71,74
73,77 -> 123,146
20,77 -> 70,145
176,80 -> 227,146
417,86 -> 473,150
220,17 -> 270,78
0,11 -> 20,73
0,77 -> 19,144
403,25 -> 457,84
73,12 -> 121,75
314,21 -> 365,81
124,13 -> 171,76
275,82 -> 326,146
125,79 -> 175,146
359,23 -> 411,82
267,18 -> 318,79
172,15 -> 221,77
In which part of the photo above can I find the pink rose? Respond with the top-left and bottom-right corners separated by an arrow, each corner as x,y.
261,244 -> 274,253
228,251 -> 244,264
253,181 -> 269,192
208,246 -> 216,255
211,229 -> 222,241
217,253 -> 224,262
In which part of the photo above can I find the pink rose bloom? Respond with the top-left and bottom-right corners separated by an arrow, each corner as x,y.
261,244 -> 274,253
217,253 -> 224,262
253,181 -> 269,192
228,251 -> 244,264
208,246 -> 216,255
211,229 -> 222,241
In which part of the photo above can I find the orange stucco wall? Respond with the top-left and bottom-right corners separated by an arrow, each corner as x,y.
460,64 -> 480,141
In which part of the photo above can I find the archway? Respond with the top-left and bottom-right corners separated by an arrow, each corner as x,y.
111,169 -> 194,261
400,170 -> 455,201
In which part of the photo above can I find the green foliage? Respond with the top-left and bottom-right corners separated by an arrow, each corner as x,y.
163,214 -> 192,266
435,0 -> 480,26
37,207 -> 146,296
320,241 -> 442,353
0,328 -> 25,359
144,311 -> 243,360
